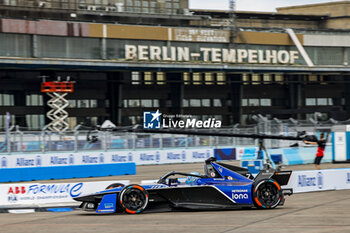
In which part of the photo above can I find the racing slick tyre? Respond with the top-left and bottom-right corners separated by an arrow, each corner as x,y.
252,179 -> 283,209
119,185 -> 149,214
105,183 -> 125,190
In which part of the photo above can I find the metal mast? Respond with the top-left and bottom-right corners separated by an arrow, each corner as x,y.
229,0 -> 237,45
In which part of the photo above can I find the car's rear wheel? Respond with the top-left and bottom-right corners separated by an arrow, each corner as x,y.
119,185 -> 148,214
252,179 -> 282,209
105,183 -> 125,190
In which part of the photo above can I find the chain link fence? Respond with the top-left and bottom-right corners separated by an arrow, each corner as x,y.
0,116 -> 345,154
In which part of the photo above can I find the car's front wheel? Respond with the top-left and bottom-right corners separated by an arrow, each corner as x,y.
119,185 -> 149,214
252,179 -> 282,209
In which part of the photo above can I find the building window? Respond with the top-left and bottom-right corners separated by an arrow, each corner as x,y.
242,98 -> 272,107
305,98 -> 333,106
183,99 -> 189,107
213,99 -> 222,107
263,74 -> 272,84
128,116 -> 141,125
204,73 -> 214,85
242,73 -> 249,85
141,99 -> 153,107
128,99 -> 140,107
156,72 -> 165,85
189,99 -> 201,107
0,115 -> 15,129
184,72 -> 190,85
26,94 -> 43,106
252,74 -> 260,85
91,100 -> 98,108
26,114 -> 45,130
0,94 -> 14,106
249,99 -> 259,106
144,72 -> 153,85
153,99 -> 159,107
125,99 -> 159,108
275,74 -> 284,84
193,73 -> 202,85
202,99 -> 210,107
150,1 -> 156,7
261,98 -> 271,106
68,117 -> 77,129
77,116 -> 98,127
68,99 -> 76,108
69,99 -> 99,108
217,73 -> 226,85
132,72 -> 140,85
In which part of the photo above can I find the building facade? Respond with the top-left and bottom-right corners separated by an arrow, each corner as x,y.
0,1 -> 350,129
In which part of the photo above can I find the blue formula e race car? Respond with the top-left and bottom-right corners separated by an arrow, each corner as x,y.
74,158 -> 293,214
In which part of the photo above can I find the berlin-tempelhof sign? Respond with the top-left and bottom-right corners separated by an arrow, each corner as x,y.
125,45 -> 299,64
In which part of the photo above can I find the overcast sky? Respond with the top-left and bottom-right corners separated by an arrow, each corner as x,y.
189,0 -> 342,12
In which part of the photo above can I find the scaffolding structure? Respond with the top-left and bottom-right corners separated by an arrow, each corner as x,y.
41,77 -> 74,132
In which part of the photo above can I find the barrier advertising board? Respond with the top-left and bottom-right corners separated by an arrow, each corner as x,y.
0,148 -> 213,168
283,168 -> 350,193
0,180 -> 130,207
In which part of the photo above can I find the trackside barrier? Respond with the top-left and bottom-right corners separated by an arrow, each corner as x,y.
0,180 -> 130,208
0,148 -> 213,168
0,163 -> 136,182
282,168 -> 350,193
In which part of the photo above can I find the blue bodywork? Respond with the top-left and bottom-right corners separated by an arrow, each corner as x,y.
74,158 -> 291,213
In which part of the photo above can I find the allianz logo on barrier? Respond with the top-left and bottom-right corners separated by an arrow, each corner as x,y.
298,172 -> 323,189
50,155 -> 74,165
167,152 -> 186,161
82,154 -> 104,164
192,150 -> 211,159
347,173 -> 350,184
140,152 -> 160,162
111,154 -> 133,162
15,156 -> 42,167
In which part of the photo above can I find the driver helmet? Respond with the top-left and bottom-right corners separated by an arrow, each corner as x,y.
185,172 -> 200,184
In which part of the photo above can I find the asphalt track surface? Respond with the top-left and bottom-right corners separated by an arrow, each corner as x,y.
1,162 -> 350,233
